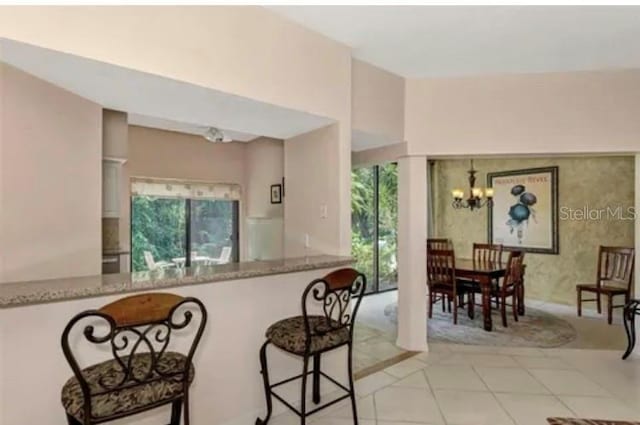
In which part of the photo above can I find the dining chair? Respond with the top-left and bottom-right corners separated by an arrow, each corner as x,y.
459,243 -> 504,308
256,268 -> 366,425
427,249 -> 469,324
427,239 -> 454,311
60,293 -> 207,425
491,251 -> 524,327
577,246 -> 635,324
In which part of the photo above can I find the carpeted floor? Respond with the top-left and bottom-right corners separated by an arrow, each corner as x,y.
384,301 -> 577,348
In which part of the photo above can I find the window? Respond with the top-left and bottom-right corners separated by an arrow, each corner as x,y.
130,179 -> 240,272
351,163 -> 398,294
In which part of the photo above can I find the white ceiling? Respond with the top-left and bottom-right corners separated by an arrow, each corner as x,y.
269,6 -> 640,78
0,38 -> 334,140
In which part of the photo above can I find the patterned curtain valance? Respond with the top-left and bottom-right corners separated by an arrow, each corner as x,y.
131,177 -> 241,201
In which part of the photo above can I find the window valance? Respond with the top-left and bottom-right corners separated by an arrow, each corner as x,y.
131,177 -> 241,201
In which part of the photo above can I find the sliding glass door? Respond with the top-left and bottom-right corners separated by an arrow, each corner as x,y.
131,196 -> 239,272
351,163 -> 398,294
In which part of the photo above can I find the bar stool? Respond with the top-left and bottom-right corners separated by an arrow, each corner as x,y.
60,293 -> 207,425
255,268 -> 366,425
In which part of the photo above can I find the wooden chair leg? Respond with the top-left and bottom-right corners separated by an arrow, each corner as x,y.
608,294 -> 613,325
512,295 -> 518,322
501,295 -> 508,327
453,294 -> 458,325
577,288 -> 582,317
428,292 -> 433,319
597,292 -> 602,314
441,294 -> 446,312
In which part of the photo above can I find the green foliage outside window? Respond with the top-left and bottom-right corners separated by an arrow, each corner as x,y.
351,163 -> 398,292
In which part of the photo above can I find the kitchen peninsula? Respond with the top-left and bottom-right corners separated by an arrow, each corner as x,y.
0,255 -> 352,425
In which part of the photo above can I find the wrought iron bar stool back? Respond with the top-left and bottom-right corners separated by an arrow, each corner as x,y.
256,268 -> 366,425
60,293 -> 207,425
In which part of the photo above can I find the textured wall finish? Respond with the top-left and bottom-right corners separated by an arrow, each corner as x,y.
433,156 -> 635,305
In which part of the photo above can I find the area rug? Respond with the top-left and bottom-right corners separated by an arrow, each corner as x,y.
384,302 -> 577,348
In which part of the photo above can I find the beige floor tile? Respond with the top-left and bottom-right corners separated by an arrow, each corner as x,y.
374,386 -> 444,424
355,371 -> 397,397
312,418 -> 374,425
392,370 -> 430,388
495,393 -> 575,425
424,364 -> 488,391
434,389 -> 514,425
513,356 -> 574,370
321,394 -> 376,420
384,358 -> 428,379
527,369 -> 610,396
439,353 -> 520,368
559,395 -> 640,421
475,367 -> 550,394
496,347 -> 545,357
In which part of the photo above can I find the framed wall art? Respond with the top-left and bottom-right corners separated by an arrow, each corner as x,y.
487,166 -> 559,254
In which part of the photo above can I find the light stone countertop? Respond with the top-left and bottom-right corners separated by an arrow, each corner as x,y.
0,255 -> 353,308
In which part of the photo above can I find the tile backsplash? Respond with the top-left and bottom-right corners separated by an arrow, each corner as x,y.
102,217 -> 120,251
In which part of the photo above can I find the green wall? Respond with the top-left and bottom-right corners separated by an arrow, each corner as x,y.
432,156 -> 635,305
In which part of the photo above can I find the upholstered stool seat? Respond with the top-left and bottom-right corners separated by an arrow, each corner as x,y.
266,315 -> 350,354
62,352 -> 194,422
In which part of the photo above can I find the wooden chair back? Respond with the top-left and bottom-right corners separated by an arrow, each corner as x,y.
502,251 -> 525,290
597,246 -> 635,290
473,243 -> 503,265
427,249 -> 457,289
427,238 -> 452,251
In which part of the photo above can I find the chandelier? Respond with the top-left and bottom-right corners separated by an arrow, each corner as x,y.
451,160 -> 494,211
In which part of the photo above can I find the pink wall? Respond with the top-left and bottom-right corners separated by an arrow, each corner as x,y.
352,59 -> 405,142
405,70 -> 640,156
284,124 -> 343,256
1,64 -> 102,282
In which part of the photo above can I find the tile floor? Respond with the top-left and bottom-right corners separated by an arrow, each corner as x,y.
269,343 -> 640,425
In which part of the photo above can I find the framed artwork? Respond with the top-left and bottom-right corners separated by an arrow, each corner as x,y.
270,184 -> 282,204
487,166 -> 559,254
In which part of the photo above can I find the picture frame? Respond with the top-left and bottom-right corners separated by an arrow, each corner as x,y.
270,184 -> 282,204
487,166 -> 559,254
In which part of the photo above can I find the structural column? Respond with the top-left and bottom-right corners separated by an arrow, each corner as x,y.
396,155 -> 428,351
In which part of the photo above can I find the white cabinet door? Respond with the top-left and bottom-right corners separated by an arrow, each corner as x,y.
102,161 -> 120,217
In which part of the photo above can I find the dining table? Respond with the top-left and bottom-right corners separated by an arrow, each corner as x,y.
454,258 -> 526,331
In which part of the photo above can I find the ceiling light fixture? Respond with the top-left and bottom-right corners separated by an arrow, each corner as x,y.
451,159 -> 494,211
203,127 -> 232,143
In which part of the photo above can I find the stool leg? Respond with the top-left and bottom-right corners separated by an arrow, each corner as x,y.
347,343 -> 358,425
312,353 -> 321,404
256,341 -> 273,425
300,355 -> 310,425
623,301 -> 638,360
183,389 -> 191,425
170,398 -> 183,425
65,414 -> 82,425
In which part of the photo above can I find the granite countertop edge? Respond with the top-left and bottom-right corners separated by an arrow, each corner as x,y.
0,255 -> 354,308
